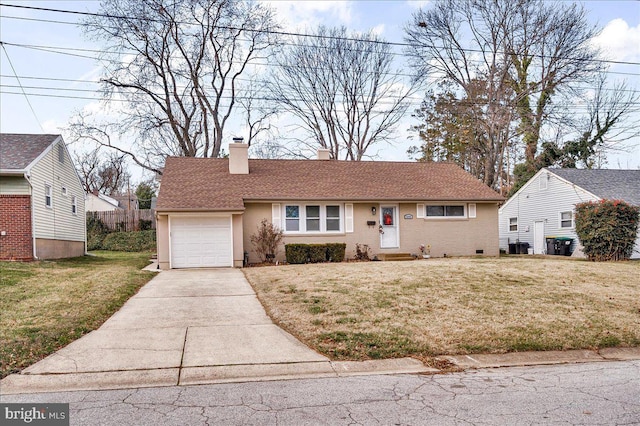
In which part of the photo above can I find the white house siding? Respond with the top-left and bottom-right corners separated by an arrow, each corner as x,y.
499,169 -> 599,253
29,140 -> 86,243
0,176 -> 30,195
85,193 -> 121,212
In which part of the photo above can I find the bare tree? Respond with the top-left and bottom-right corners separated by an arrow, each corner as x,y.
75,149 -> 131,196
405,0 -> 603,186
72,0 -> 280,172
269,26 -> 417,160
405,1 -> 518,188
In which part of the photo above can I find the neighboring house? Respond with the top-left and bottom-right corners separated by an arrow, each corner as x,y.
0,134 -> 86,260
155,143 -> 504,269
499,168 -> 640,259
85,192 -> 123,212
111,193 -> 139,211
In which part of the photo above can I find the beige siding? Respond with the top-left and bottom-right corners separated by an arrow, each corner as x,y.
156,214 -> 170,269
29,140 -> 86,242
0,176 -> 30,195
243,201 -> 500,263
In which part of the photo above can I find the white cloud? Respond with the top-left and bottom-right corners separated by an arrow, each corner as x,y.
406,0 -> 431,10
593,19 -> 640,62
371,24 -> 386,36
261,1 -> 353,30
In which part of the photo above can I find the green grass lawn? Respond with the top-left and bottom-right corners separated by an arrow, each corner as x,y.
244,257 -> 640,366
0,251 -> 156,378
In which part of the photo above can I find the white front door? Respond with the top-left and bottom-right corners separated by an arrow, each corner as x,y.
380,206 -> 399,248
533,221 -> 545,254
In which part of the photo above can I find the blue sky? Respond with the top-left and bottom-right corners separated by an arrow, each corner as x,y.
1,0 -> 639,179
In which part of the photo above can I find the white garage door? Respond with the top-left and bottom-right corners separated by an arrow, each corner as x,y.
170,216 -> 232,268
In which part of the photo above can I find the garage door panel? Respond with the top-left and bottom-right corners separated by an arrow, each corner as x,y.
170,216 -> 232,268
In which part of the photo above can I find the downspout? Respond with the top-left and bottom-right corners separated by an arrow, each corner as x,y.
24,172 -> 38,260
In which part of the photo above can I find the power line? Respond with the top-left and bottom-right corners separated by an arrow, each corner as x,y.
0,42 -> 44,131
1,2 -> 640,67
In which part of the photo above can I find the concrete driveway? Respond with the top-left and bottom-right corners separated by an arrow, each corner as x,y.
1,269 -> 429,394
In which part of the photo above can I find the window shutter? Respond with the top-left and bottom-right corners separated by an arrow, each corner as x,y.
468,203 -> 476,219
416,204 -> 425,219
272,203 -> 281,228
345,203 -> 354,233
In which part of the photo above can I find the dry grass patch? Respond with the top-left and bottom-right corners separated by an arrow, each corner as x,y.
0,251 -> 155,378
244,257 -> 640,361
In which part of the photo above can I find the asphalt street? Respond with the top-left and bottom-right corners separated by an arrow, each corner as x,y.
2,360 -> 638,425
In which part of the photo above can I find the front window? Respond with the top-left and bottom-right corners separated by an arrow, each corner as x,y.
72,196 -> 77,215
285,205 -> 300,231
560,211 -> 573,228
45,184 -> 52,208
426,205 -> 465,218
284,204 -> 342,233
306,205 -> 320,231
326,205 -> 340,231
509,217 -> 518,232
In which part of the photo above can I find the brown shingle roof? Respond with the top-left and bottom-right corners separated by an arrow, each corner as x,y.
0,134 -> 60,170
156,157 -> 504,211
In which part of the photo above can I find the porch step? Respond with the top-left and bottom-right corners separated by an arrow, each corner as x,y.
378,253 -> 415,262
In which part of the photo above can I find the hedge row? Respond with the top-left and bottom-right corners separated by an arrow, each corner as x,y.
285,243 -> 346,264
101,230 -> 157,252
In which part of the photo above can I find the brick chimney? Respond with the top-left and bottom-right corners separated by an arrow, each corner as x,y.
317,148 -> 331,160
229,138 -> 249,174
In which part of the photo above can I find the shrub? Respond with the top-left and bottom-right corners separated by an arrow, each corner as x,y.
101,230 -> 156,252
86,214 -> 111,251
575,199 -> 639,261
249,219 -> 284,263
326,243 -> 346,262
285,244 -> 309,264
354,243 -> 371,261
138,219 -> 153,231
308,244 -> 328,263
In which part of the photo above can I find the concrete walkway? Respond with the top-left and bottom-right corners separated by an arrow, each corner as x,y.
1,269 -> 431,395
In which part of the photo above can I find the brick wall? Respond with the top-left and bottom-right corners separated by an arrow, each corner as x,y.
0,195 -> 33,260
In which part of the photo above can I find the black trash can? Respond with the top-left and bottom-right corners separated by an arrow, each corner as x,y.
555,237 -> 573,256
546,237 -> 556,255
509,243 -> 517,254
518,242 -> 530,254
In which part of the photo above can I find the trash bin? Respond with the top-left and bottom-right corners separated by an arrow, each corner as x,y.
546,237 -> 556,255
509,243 -> 518,254
518,242 -> 530,254
555,237 -> 573,256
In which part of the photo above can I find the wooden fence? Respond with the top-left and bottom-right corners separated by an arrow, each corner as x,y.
87,209 -> 156,232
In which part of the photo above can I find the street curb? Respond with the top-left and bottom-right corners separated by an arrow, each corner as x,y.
0,358 -> 437,395
439,348 -> 640,369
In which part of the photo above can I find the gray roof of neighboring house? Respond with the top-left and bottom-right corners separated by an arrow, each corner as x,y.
0,133 -> 60,170
550,168 -> 640,206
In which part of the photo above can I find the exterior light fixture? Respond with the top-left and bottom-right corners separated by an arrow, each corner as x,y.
371,206 -> 377,215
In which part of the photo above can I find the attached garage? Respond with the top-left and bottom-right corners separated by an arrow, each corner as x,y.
170,216 -> 233,268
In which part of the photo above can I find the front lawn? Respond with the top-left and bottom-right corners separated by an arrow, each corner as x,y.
0,251 -> 155,378
244,257 -> 640,364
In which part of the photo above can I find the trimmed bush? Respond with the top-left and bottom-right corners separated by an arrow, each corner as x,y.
308,244 -> 328,263
575,199 -> 639,261
285,244 -> 309,264
285,243 -> 347,264
326,243 -> 346,262
101,230 -> 157,252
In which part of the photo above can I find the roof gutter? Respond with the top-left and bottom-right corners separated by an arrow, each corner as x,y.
0,169 -> 27,176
